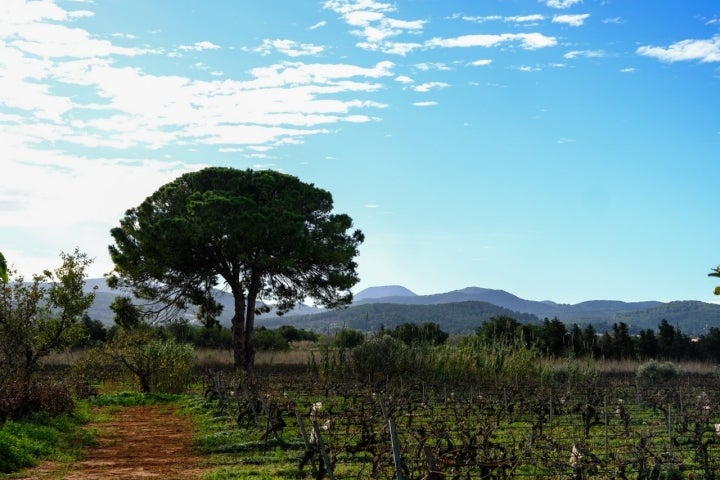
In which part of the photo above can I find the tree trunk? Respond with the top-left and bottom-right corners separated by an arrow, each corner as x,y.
243,273 -> 261,374
230,282 -> 247,371
139,371 -> 151,394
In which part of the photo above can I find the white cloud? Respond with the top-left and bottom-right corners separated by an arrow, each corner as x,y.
413,82 -> 449,92
178,41 -> 220,51
415,62 -> 451,71
462,15 -> 503,24
395,75 -> 414,83
545,0 -> 582,9
470,59 -> 493,66
324,0 -> 426,55
564,49 -> 606,59
506,14 -> 545,23
256,39 -> 325,57
412,101 -> 437,107
636,36 -> 720,63
381,42 -> 422,56
426,33 -> 557,50
309,20 -> 327,30
602,17 -> 624,25
552,14 -> 590,27
1,0 -> 397,161
620,67 -> 637,73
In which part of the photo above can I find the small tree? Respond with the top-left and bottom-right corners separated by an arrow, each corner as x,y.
0,251 -> 8,283
709,265 -> 720,295
108,167 -> 363,372
0,248 -> 95,380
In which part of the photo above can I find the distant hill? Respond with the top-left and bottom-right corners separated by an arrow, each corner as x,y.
81,279 -> 720,336
350,286 -> 720,336
83,279 -> 321,326
354,286 -> 662,323
354,285 -> 416,301
256,301 -> 541,335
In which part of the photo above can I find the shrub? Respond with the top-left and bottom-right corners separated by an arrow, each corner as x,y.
349,335 -> 416,380
334,328 -> 365,350
0,378 -> 74,421
636,360 -> 681,389
144,339 -> 196,394
254,327 -> 290,352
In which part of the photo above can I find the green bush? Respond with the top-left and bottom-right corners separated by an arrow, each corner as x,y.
254,327 -> 290,351
144,339 -> 196,394
0,409 -> 92,474
349,335 -> 416,380
334,328 -> 365,350
636,360 -> 681,389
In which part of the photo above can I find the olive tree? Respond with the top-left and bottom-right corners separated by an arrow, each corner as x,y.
108,167 -> 364,372
0,248 -> 95,380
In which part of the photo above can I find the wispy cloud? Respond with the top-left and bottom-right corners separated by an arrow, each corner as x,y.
506,14 -> 545,24
255,39 -> 325,57
636,36 -> 720,63
0,0 -> 399,234
309,20 -> 327,30
426,33 -> 557,50
469,59 -> 493,66
602,16 -> 624,24
552,14 -> 590,27
412,101 -> 438,107
545,0 -> 583,9
564,49 -> 606,59
413,82 -> 449,92
324,0 -> 426,55
462,14 -> 545,24
179,41 -> 220,52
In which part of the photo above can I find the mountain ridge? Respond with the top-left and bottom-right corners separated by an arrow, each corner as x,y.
81,280 -> 720,335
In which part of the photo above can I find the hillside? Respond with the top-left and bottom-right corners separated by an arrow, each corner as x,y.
81,280 -> 720,336
255,301 -> 541,334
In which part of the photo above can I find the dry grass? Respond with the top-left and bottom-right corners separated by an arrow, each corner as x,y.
194,342 -> 314,369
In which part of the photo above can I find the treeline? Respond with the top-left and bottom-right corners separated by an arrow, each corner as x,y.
76,314 -> 720,363
475,316 -> 720,362
76,316 -> 319,351
333,316 -> 720,363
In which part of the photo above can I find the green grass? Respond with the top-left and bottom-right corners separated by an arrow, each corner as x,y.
0,405 -> 96,475
181,395 -> 315,479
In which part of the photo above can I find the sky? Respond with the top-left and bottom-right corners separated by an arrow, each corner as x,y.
1,0 -> 719,305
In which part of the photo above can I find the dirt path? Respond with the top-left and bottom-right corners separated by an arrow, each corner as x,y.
20,405 -> 211,480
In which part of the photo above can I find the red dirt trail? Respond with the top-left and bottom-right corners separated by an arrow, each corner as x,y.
17,405 -> 211,479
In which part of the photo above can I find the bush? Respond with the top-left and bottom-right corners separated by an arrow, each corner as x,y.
144,339 -> 195,394
636,360 -> 681,389
0,378 -> 75,421
254,327 -> 290,352
334,328 -> 365,350
0,408 -> 93,474
349,335 -> 416,380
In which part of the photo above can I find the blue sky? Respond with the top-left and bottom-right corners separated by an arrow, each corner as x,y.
1,0 -> 719,305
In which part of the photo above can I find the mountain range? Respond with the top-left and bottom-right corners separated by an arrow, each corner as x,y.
82,280 -> 720,336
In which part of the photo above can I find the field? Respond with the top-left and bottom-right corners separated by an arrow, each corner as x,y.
6,348 -> 720,479
191,361 -> 720,479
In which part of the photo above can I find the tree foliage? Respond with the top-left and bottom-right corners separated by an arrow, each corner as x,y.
0,252 -> 8,283
710,265 -> 720,295
0,248 -> 95,380
108,167 -> 363,371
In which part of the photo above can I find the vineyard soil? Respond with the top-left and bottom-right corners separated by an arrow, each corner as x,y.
15,404 -> 210,479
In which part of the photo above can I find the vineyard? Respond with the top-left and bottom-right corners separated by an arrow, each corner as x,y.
200,367 -> 720,479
